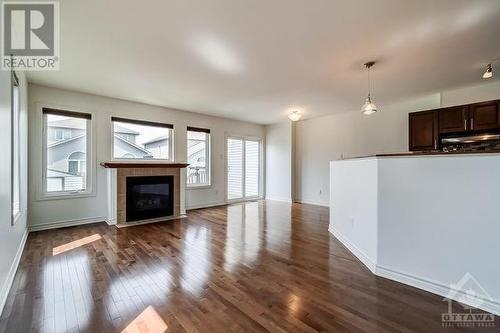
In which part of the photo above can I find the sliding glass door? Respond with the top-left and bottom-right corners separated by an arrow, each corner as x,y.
226,137 -> 261,202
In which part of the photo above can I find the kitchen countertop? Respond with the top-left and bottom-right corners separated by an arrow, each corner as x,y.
341,149 -> 500,160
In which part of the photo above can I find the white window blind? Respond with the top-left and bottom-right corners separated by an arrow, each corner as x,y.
245,140 -> 259,197
227,137 -> 261,201
227,138 -> 243,200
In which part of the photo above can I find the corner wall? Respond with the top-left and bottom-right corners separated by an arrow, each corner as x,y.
265,121 -> 293,202
0,71 -> 28,313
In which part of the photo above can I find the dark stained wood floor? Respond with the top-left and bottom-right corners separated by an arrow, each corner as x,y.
0,201 -> 497,332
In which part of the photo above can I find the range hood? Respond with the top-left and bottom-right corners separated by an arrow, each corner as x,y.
441,133 -> 500,144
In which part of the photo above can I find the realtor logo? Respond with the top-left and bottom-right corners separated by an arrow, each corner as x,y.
2,1 -> 59,70
442,273 -> 496,328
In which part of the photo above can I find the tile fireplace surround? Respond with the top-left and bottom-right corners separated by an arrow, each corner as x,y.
101,162 -> 189,227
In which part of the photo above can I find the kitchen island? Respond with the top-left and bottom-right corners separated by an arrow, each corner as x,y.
329,152 -> 500,316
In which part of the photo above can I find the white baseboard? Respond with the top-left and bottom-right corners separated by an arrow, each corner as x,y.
265,197 -> 292,203
375,265 -> 500,317
28,216 -> 106,232
186,201 -> 227,210
329,226 -> 377,273
0,228 -> 28,315
295,200 -> 329,207
330,227 -> 500,316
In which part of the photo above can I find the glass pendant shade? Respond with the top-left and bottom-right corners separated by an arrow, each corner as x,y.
361,94 -> 377,115
483,64 -> 493,79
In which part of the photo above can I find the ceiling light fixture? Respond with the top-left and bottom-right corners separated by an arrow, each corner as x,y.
483,63 -> 493,79
288,110 -> 302,121
361,61 -> 378,115
482,58 -> 500,79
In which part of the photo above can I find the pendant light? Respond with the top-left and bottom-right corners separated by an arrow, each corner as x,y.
482,58 -> 500,79
483,63 -> 493,79
361,61 -> 378,115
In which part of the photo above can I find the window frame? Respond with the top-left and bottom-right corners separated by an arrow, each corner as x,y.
186,126 -> 211,189
11,70 -> 21,225
110,116 -> 175,162
39,106 -> 96,200
224,134 -> 264,202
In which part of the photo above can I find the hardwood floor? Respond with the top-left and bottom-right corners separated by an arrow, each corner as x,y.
0,201 -> 497,332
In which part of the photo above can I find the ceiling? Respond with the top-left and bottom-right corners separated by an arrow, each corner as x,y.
27,0 -> 500,124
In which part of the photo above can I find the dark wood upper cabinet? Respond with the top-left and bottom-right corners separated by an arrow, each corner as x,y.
409,110 -> 438,151
439,106 -> 469,133
469,101 -> 500,131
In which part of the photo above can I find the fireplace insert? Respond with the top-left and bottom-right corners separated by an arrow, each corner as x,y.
126,175 -> 174,222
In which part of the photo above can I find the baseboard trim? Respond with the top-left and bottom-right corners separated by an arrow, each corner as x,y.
330,227 -> 500,316
375,265 -> 500,317
0,228 -> 28,315
265,197 -> 292,203
186,202 -> 227,210
329,226 -> 377,273
28,216 -> 106,232
295,200 -> 329,207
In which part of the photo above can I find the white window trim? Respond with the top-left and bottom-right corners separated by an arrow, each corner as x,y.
186,128 -> 211,189
37,103 -> 96,201
110,116 -> 175,162
224,133 -> 264,203
11,72 -> 21,225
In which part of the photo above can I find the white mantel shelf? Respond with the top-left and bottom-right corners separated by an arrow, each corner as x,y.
100,162 -> 189,168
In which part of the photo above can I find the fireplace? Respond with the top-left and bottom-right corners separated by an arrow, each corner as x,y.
126,175 -> 174,222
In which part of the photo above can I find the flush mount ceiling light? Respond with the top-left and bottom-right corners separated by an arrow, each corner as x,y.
361,61 -> 378,115
483,63 -> 493,79
288,110 -> 302,121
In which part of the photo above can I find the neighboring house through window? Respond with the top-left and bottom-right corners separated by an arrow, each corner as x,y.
43,108 -> 92,194
68,151 -> 86,175
112,117 -> 174,160
187,127 -> 210,187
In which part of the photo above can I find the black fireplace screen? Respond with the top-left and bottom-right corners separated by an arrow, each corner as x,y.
126,175 -> 174,222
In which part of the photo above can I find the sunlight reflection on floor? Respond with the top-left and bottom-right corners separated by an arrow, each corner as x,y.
52,233 -> 102,256
121,306 -> 168,333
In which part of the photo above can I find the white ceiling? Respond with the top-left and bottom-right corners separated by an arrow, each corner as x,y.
27,0 -> 500,124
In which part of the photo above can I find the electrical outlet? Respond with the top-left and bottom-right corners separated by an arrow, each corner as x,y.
319,189 -> 323,195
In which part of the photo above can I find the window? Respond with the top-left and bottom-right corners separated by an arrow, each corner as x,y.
226,137 -> 261,201
112,117 -> 173,160
187,127 -> 210,187
68,152 -> 86,175
11,70 -> 20,222
43,108 -> 91,194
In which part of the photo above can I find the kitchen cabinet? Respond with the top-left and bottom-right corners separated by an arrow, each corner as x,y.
469,101 -> 500,131
439,106 -> 469,133
409,110 -> 438,151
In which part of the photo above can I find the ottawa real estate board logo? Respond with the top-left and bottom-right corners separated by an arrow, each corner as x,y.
2,1 -> 60,70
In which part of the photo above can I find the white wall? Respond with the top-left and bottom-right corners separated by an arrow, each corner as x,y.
329,159 -> 378,271
330,155 -> 500,315
28,84 -> 265,228
377,155 -> 500,307
0,71 -> 28,312
265,122 -> 293,202
296,79 -> 500,206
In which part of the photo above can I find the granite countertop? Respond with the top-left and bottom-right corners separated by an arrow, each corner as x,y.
341,149 -> 500,160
